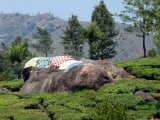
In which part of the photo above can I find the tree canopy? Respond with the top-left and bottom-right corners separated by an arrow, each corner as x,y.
61,15 -> 84,58
85,22 -> 102,59
91,0 -> 117,60
33,27 -> 53,57
8,36 -> 29,63
8,36 -> 29,78
152,1 -> 160,52
119,0 -> 157,57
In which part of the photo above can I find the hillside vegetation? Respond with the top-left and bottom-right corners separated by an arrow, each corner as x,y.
118,56 -> 160,80
0,56 -> 160,120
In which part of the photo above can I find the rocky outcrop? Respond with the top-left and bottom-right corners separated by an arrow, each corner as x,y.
20,64 -> 113,93
20,60 -> 131,93
81,59 -> 131,80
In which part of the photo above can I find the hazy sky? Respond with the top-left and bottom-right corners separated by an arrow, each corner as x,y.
0,0 -> 124,22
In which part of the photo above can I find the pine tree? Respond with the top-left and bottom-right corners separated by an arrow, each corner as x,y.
85,22 -> 102,59
33,27 -> 53,57
91,0 -> 117,60
61,15 -> 84,58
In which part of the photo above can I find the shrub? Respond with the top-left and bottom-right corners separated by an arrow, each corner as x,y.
0,72 -> 12,81
0,78 -> 159,120
148,48 -> 157,57
0,109 -> 50,120
95,97 -> 130,120
0,79 -> 24,91
124,26 -> 134,33
117,56 -> 160,80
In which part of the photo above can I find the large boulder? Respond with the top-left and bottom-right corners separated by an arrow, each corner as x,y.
20,64 -> 113,93
80,58 -> 131,79
20,59 -> 131,93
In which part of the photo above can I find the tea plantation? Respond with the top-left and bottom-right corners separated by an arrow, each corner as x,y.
0,56 -> 160,120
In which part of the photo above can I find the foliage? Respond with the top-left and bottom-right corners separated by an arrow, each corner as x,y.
61,15 -> 84,58
91,0 -> 117,59
0,49 -> 12,77
148,48 -> 157,57
119,0 -> 156,57
0,79 -> 24,91
85,22 -> 102,59
8,36 -> 29,63
154,35 -> 160,54
4,36 -> 30,79
117,56 -> 160,80
0,72 -> 12,81
0,79 -> 160,120
33,27 -> 53,57
0,78 -> 160,119
101,79 -> 160,94
0,57 -> 160,119
124,26 -> 135,33
153,2 -> 160,51
95,97 -> 128,120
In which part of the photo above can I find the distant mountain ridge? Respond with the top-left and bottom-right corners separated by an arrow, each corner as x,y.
0,13 -> 156,61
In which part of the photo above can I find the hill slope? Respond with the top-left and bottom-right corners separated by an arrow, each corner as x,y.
0,13 -> 156,61
0,56 -> 160,119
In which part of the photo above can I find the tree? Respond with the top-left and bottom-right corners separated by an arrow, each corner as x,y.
153,1 -> 160,53
9,36 -> 29,63
8,36 -> 29,78
85,22 -> 102,59
0,43 -> 11,73
33,27 -> 53,57
119,0 -> 156,57
61,15 -> 84,58
124,26 -> 135,33
91,0 -> 117,60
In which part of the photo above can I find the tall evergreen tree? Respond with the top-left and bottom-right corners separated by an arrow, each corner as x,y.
61,15 -> 84,58
91,0 -> 117,60
119,0 -> 155,57
85,22 -> 102,59
33,27 -> 53,57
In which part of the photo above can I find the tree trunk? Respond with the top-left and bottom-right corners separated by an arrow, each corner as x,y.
45,53 -> 48,57
143,32 -> 146,57
143,18 -> 147,58
101,48 -> 104,60
90,48 -> 93,59
90,41 -> 94,59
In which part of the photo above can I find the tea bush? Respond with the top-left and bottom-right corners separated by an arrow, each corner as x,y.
117,56 -> 160,80
0,57 -> 159,119
0,79 -> 24,91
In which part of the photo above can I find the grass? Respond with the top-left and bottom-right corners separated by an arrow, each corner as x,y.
0,56 -> 160,119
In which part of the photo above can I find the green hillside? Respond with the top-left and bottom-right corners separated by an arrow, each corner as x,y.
0,56 -> 160,120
